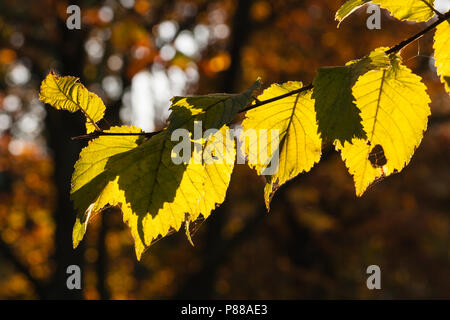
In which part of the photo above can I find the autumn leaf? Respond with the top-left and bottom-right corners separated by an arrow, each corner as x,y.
168,80 -> 261,132
71,125 -> 145,251
335,0 -> 370,26
433,19 -> 450,94
312,47 -> 390,144
336,0 -> 437,24
241,81 -> 322,209
70,82 -> 259,259
337,53 -> 431,196
372,0 -> 436,22
39,72 -> 105,133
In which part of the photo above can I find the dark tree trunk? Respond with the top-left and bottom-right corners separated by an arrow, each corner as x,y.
45,9 -> 87,299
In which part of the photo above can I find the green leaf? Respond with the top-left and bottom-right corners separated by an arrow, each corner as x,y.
71,125 -> 145,251
312,47 -> 391,144
168,80 -> 261,132
39,72 -> 105,133
241,82 -> 322,209
335,0 -> 370,26
70,82 -> 259,259
337,55 -> 431,196
372,0 -> 436,22
433,19 -> 450,94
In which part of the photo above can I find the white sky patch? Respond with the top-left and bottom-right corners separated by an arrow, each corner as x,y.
160,44 -> 176,61
107,55 -> 123,71
167,67 -> 186,101
120,89 -> 132,124
435,0 -> 450,13
7,63 -> 31,86
17,113 -> 41,135
0,113 -> 11,132
175,31 -> 199,58
3,95 -> 22,112
213,24 -> 230,40
134,46 -> 151,59
99,6 -> 114,23
8,139 -> 25,156
194,24 -> 210,49
129,64 -> 196,131
185,64 -> 199,83
29,99 -> 46,120
157,20 -> 178,43
151,65 -> 172,109
208,8 -> 227,24
119,0 -> 134,9
131,71 -> 156,132
85,38 -> 104,64
102,75 -> 123,100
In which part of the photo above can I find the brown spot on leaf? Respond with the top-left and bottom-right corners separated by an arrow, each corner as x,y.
368,144 -> 387,168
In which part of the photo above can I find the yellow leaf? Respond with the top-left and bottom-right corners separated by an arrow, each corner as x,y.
70,82 -> 259,259
372,0 -> 436,22
71,127 -> 207,259
194,126 -> 236,218
168,80 -> 261,132
335,0 -> 370,26
241,81 -> 322,209
433,19 -> 450,94
39,72 -> 105,133
313,47 -> 391,144
337,55 -> 431,196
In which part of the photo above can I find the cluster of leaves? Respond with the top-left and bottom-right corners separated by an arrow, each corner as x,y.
38,1 -> 450,260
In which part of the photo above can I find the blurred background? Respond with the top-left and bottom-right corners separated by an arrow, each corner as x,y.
0,0 -> 449,299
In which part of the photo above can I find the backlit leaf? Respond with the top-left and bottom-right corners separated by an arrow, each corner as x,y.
312,47 -> 390,144
335,0 -> 370,26
433,19 -> 450,94
70,82 -> 259,259
39,72 -> 105,133
168,80 -> 261,132
241,81 -> 322,209
337,54 -> 431,196
372,0 -> 436,22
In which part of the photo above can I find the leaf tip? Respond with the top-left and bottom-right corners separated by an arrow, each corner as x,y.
72,220 -> 86,249
185,219 -> 195,247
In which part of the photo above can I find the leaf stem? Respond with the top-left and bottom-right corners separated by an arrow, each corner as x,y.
385,10 -> 450,55
71,11 -> 450,141
71,131 -> 159,141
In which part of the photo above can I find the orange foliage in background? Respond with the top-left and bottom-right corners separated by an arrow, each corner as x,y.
0,0 -> 449,299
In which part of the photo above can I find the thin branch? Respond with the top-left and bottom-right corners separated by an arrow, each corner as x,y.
71,10 -> 450,141
241,84 -> 314,113
386,10 -> 450,55
71,130 -> 159,141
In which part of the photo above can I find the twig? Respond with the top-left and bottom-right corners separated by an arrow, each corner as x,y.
386,10 -> 450,55
71,130 -> 159,141
420,0 -> 445,19
71,11 -> 450,141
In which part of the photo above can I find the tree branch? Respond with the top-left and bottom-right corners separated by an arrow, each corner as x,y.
70,10 -> 450,141
385,10 -> 450,55
71,130 -> 158,141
